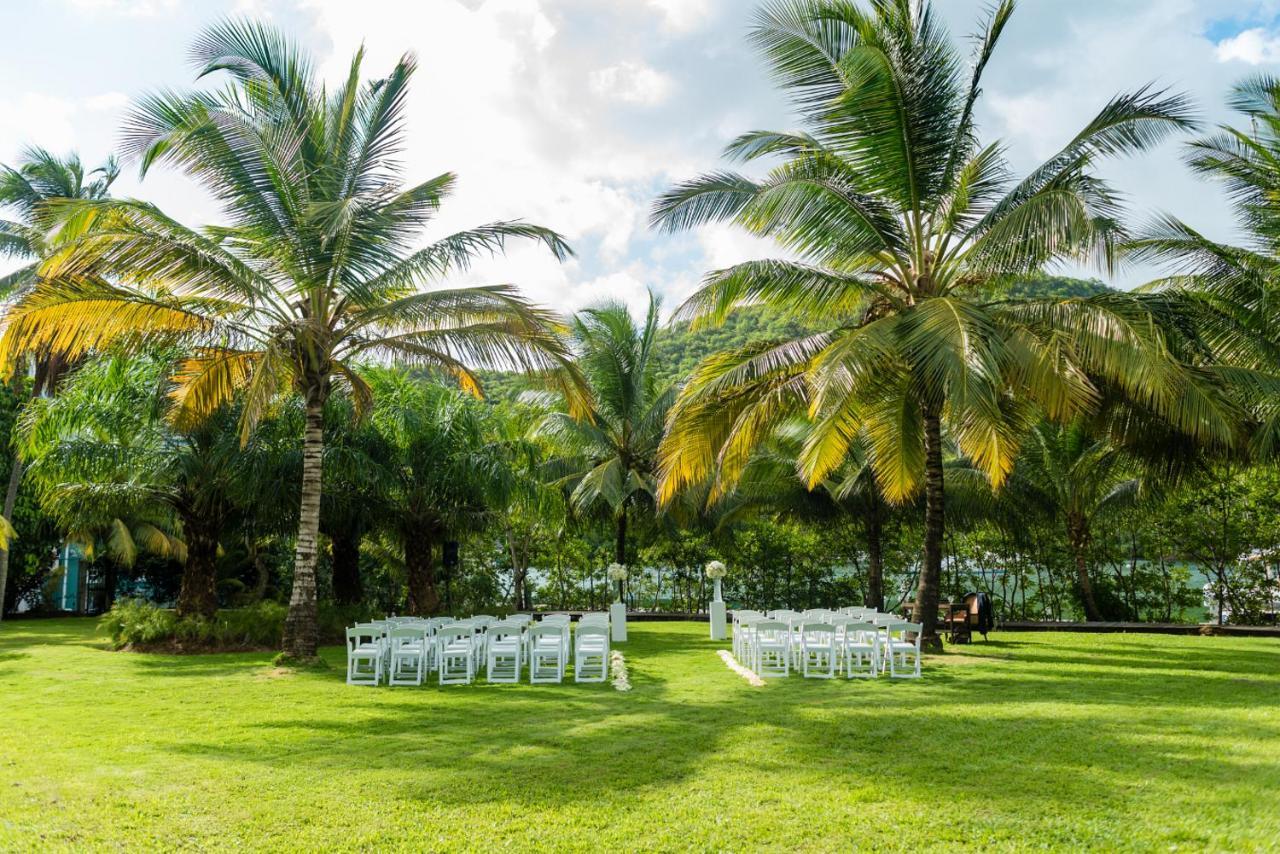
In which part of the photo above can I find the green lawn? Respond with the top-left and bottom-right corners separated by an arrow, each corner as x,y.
1,619 -> 1278,851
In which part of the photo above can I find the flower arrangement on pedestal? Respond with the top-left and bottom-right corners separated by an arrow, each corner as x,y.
606,563 -> 628,602
705,560 -> 727,602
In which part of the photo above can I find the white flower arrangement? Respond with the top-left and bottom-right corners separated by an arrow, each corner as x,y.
705,560 -> 727,580
606,563 -> 628,582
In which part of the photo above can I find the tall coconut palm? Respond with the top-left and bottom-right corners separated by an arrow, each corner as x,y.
1127,75 -> 1280,401
0,22 -> 581,658
534,295 -> 675,567
0,147 -> 118,620
651,0 -> 1231,645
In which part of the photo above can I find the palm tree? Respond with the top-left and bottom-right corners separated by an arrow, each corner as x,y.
0,22 -> 580,659
363,368 -> 514,615
722,423 -> 894,609
535,295 -> 675,568
651,0 -> 1229,645
1126,75 -> 1280,406
1002,421 -> 1140,621
0,147 -> 118,620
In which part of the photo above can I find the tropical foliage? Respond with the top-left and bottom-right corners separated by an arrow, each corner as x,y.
649,0 -> 1255,642
3,3 -> 1280,646
0,22 -> 579,657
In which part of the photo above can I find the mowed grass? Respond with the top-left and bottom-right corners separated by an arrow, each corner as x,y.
1,620 -> 1278,852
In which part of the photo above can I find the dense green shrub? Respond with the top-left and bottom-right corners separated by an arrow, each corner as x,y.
100,600 -> 291,649
99,599 -> 178,647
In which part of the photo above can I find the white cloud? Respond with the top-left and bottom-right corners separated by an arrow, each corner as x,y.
0,94 -> 79,159
645,0 -> 717,34
589,61 -> 675,106
84,92 -> 130,113
67,0 -> 177,15
1216,27 -> 1280,64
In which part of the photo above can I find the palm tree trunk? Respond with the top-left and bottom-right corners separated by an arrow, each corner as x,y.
404,527 -> 439,616
912,408 -> 944,650
176,516 -> 219,620
282,398 -> 324,659
0,455 -> 23,621
1068,515 -> 1103,622
330,529 -> 362,606
865,499 -> 884,611
615,504 -> 627,565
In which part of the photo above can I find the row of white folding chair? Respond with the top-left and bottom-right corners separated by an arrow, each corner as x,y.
733,614 -> 920,679
740,618 -> 862,678
348,613 -> 615,686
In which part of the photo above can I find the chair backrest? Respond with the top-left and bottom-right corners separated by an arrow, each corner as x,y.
390,626 -> 428,642
801,622 -> 835,640
438,625 -> 474,643
883,621 -> 920,639
508,614 -> 533,626
347,626 -> 378,648
575,624 -> 608,641
754,619 -> 788,639
529,624 -> 565,643
486,621 -> 523,641
541,614 -> 571,626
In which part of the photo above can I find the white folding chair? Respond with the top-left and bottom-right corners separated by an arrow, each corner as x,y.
799,622 -> 837,678
485,621 -> 524,684
732,610 -> 763,661
346,626 -> 383,686
528,624 -> 566,684
752,620 -> 790,678
437,624 -> 476,685
883,621 -> 923,678
573,623 -> 610,683
388,625 -> 429,686
836,618 -> 879,678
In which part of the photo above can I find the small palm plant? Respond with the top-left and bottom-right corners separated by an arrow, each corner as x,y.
1003,421 -> 1141,622
652,0 -> 1225,643
0,22 -> 579,659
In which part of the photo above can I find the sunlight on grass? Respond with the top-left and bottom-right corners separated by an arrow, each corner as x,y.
1,619 -> 1278,850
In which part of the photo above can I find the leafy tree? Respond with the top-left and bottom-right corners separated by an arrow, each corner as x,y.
17,354 -> 275,618
0,147 -> 119,619
0,22 -> 579,658
651,0 -> 1220,644
535,295 -> 674,567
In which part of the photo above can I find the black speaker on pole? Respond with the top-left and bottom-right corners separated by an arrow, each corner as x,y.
443,540 -> 460,569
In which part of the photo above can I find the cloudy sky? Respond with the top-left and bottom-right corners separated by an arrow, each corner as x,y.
2,0 -> 1280,316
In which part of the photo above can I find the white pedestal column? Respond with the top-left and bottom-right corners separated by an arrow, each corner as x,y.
710,578 -> 726,640
610,601 -> 627,642
710,601 -> 727,640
